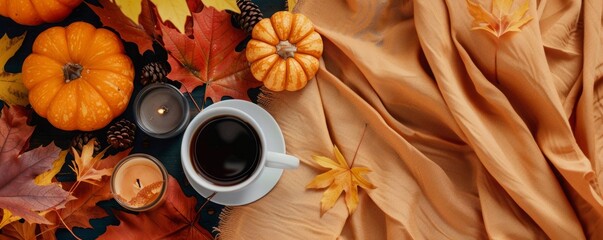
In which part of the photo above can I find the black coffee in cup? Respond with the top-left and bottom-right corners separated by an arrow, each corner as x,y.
191,116 -> 261,186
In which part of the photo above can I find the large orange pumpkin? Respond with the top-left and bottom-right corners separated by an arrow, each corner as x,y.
22,22 -> 134,131
0,0 -> 82,26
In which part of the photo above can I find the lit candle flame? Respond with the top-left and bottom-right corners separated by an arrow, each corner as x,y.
157,106 -> 168,115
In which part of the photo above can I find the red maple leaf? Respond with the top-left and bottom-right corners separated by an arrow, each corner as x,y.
139,0 -> 161,39
161,7 -> 261,103
0,142 -> 69,224
100,175 -> 213,239
87,0 -> 157,55
0,105 -> 69,224
1,149 -> 132,239
0,105 -> 33,161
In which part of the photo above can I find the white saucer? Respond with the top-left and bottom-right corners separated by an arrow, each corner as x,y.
183,99 -> 285,206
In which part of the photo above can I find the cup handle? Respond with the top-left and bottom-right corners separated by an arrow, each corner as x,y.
265,151 -> 299,169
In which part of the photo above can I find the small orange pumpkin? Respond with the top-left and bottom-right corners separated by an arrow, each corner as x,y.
246,11 -> 323,91
22,22 -> 134,131
0,0 -> 82,26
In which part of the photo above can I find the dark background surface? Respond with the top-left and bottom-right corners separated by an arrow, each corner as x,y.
0,0 -> 284,238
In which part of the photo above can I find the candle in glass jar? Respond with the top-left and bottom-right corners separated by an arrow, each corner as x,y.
134,83 -> 190,138
111,154 -> 168,211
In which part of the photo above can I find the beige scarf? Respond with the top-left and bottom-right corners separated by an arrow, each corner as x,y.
219,0 -> 603,238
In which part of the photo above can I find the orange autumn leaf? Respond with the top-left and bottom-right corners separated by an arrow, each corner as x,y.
306,145 -> 376,215
41,149 -> 131,239
54,177 -> 115,229
466,0 -> 532,38
70,139 -> 112,185
60,148 -> 131,229
100,176 -> 213,240
87,0 -> 158,55
0,221 -> 36,240
161,6 -> 261,103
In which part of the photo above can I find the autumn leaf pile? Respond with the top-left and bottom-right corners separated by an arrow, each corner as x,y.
87,0 -> 261,107
0,0 -> 253,238
0,106 -> 68,225
1,0 -> 257,110
0,105 -> 131,238
0,105 -> 212,239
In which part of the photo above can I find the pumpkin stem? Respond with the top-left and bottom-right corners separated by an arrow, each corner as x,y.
276,40 -> 297,59
63,63 -> 84,83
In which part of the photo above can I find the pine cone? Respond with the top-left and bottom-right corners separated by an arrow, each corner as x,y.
71,132 -> 101,154
140,62 -> 167,86
107,119 -> 136,150
232,0 -> 263,33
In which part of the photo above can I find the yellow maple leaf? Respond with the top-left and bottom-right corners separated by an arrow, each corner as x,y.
306,145 -> 376,215
114,0 -> 143,24
111,0 -> 191,33
70,139 -> 112,185
202,0 -> 240,13
0,209 -> 21,229
466,0 -> 532,38
35,150 -> 68,186
287,0 -> 297,11
0,33 -> 28,106
152,0 -> 191,33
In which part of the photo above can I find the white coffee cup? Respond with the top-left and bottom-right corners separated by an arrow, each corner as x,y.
181,106 -> 299,193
